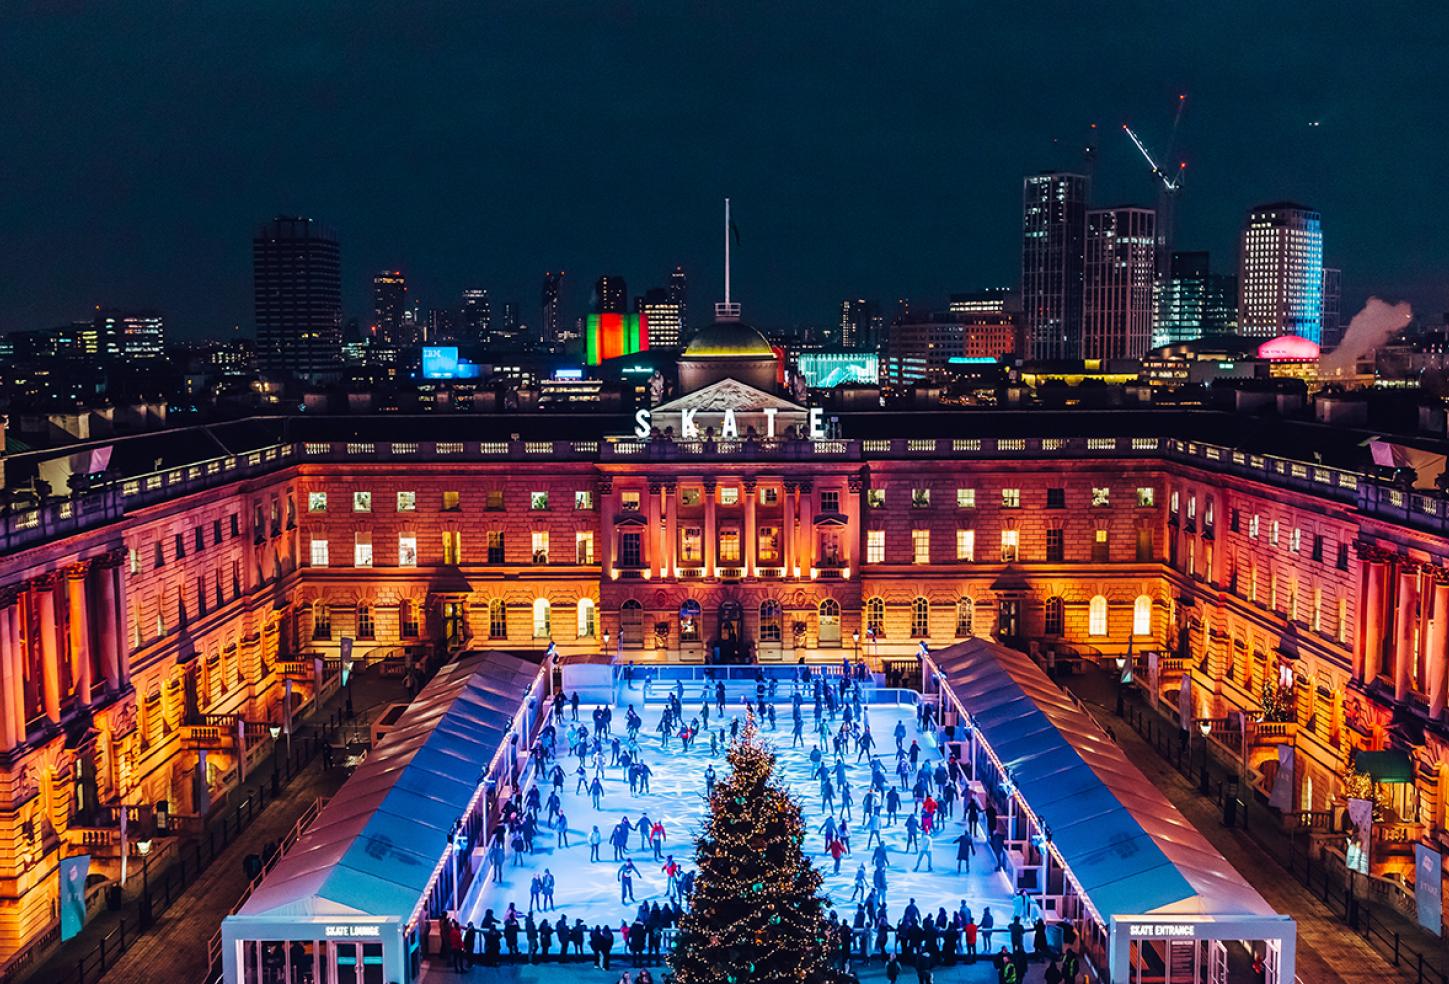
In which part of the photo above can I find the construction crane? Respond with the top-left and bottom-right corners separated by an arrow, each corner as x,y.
1122,94 -> 1188,280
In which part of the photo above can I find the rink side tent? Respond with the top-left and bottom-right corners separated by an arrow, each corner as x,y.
220,650 -> 542,984
927,638 -> 1295,981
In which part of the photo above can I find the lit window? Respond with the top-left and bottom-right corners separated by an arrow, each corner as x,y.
956,529 -> 975,562
956,488 -> 976,509
719,528 -> 741,564
1001,488 -> 1021,508
1000,529 -> 1019,562
576,532 -> 594,564
1088,595 -> 1108,636
577,598 -> 596,638
1091,487 -> 1110,508
353,533 -> 373,568
442,491 -> 461,511
1291,528 -> 1302,553
720,487 -> 740,506
1133,595 -> 1152,636
681,488 -> 701,507
308,492 -> 327,513
912,488 -> 931,508
396,491 -> 416,512
533,598 -> 552,639
532,531 -> 550,564
398,535 -> 417,567
758,526 -> 781,563
761,487 -> 779,506
1249,514 -> 1260,539
912,529 -> 930,564
955,598 -> 974,637
1271,520 -> 1280,546
442,531 -> 462,565
865,597 -> 885,636
680,527 -> 703,564
485,490 -> 503,510
911,597 -> 930,637
575,490 -> 594,510
353,491 -> 371,513
530,491 -> 549,511
1092,528 -> 1109,562
621,491 -> 641,511
1137,487 -> 1155,507
310,539 -> 329,567
866,489 -> 885,508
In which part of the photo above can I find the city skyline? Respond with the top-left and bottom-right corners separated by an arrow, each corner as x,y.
2,3 -> 1445,339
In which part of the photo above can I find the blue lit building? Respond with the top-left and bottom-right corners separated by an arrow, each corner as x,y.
1237,203 -> 1324,344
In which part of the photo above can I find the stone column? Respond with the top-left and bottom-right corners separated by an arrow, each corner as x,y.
95,553 -> 122,690
742,478 -> 758,578
703,479 -> 717,576
66,563 -> 92,708
1394,563 -> 1420,703
34,574 -> 61,725
113,551 -> 132,688
844,472 -> 864,573
1427,570 -> 1449,720
782,481 -> 797,577
663,483 -> 678,576
4,592 -> 24,742
1359,545 -> 1389,683
0,589 -> 19,750
796,480 -> 814,573
596,478 -> 614,578
646,481 -> 662,575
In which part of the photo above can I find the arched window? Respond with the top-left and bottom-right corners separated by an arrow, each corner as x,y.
1133,595 -> 1152,637
1044,596 -> 1065,636
488,598 -> 507,639
1088,595 -> 1108,637
818,598 -> 841,645
356,605 -> 375,639
865,597 -> 885,637
399,599 -> 419,637
955,598 -> 974,637
621,600 -> 644,645
312,604 -> 331,640
680,599 -> 702,643
576,598 -> 596,638
759,600 -> 783,642
911,597 -> 930,637
532,598 -> 551,639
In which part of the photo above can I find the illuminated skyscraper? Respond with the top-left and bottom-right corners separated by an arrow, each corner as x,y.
90,308 -> 166,360
540,271 -> 565,346
668,265 -> 689,336
1237,203 -> 1324,343
592,275 -> 628,314
838,298 -> 881,351
253,216 -> 342,379
461,288 -> 492,344
1152,252 -> 1237,347
1022,172 -> 1088,360
1082,207 -> 1157,360
371,271 -> 407,346
636,287 -> 684,349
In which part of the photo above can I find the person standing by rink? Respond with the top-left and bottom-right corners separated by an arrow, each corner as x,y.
542,868 -> 556,910
555,808 -> 570,847
704,764 -> 717,798
589,824 -> 603,861
590,774 -> 605,809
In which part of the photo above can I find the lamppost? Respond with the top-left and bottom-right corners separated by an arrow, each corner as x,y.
1114,655 -> 1127,717
269,723 -> 282,795
1198,719 -> 1212,794
136,838 -> 152,928
852,630 -> 860,662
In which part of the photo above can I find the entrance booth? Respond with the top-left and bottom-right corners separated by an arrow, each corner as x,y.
924,639 -> 1296,983
220,650 -> 546,984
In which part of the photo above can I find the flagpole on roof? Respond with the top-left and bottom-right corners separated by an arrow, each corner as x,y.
724,197 -> 731,308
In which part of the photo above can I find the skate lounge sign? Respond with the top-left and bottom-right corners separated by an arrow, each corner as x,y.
632,379 -> 821,441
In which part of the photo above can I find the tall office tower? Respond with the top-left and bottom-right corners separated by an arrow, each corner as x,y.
838,298 -> 880,350
500,302 -> 521,345
1082,207 -> 1157,360
636,287 -> 684,349
948,288 -> 1018,316
460,289 -> 492,344
371,271 -> 407,346
1321,267 -> 1343,349
427,307 -> 458,343
540,272 -> 565,346
592,275 -> 628,314
1154,252 -> 1218,347
1237,203 -> 1324,343
1022,172 -> 1088,360
668,265 -> 689,335
90,308 -> 166,360
253,216 -> 342,379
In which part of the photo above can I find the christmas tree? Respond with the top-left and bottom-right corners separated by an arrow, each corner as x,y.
670,717 -> 847,984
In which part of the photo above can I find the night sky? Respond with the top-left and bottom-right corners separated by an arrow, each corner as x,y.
1,2 -> 1445,340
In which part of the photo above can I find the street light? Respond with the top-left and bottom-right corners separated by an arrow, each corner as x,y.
136,838 -> 153,928
1114,655 -> 1128,717
852,630 -> 860,662
1198,719 -> 1212,794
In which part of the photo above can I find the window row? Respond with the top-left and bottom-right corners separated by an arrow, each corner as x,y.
309,531 -> 596,567
866,486 -> 1155,510
306,489 -> 596,513
864,528 -> 1150,563
131,514 -> 243,572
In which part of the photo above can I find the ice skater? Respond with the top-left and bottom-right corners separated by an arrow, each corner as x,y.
618,860 -> 640,903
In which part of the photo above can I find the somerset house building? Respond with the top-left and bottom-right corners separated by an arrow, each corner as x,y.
1,301 -> 1447,981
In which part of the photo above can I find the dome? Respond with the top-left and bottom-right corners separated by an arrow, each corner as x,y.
682,320 -> 776,359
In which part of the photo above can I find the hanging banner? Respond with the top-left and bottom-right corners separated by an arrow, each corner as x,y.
1177,676 -> 1194,730
1416,843 -> 1442,935
1147,652 -> 1159,706
60,854 -> 90,941
1268,744 -> 1295,812
1346,797 -> 1373,874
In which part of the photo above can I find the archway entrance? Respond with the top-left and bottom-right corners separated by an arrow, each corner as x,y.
714,601 -> 745,663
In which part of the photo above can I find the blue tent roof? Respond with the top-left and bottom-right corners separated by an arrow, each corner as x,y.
933,638 -> 1275,920
233,651 -> 539,920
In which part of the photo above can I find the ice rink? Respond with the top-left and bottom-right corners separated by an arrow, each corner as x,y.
464,686 -> 1016,933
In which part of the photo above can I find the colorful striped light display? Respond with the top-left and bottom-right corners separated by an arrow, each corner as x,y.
585,313 -> 649,365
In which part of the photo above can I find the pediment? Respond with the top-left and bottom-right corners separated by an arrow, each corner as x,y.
653,378 -> 804,415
